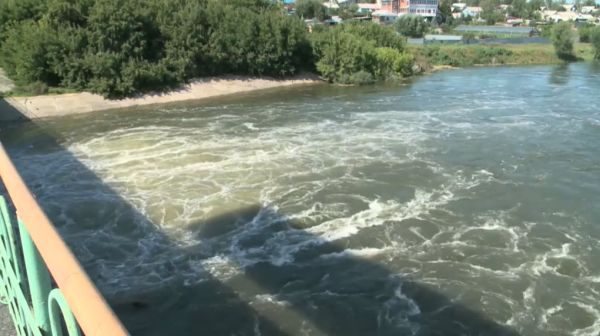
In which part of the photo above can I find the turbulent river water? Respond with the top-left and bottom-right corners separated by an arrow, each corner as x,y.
2,64 -> 600,336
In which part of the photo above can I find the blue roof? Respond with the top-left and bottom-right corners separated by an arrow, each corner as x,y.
283,0 -> 295,3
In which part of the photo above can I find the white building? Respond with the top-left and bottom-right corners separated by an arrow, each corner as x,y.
407,0 -> 439,18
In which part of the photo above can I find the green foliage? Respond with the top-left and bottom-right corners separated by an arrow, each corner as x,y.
481,11 -> 505,25
395,14 -> 428,38
508,0 -> 542,19
590,27 -> 600,59
375,48 -> 414,78
313,31 -> 379,84
0,0 -> 48,43
422,44 -> 512,67
551,22 -> 574,61
344,22 -> 405,51
310,22 -> 409,84
541,25 -> 554,38
295,0 -> 330,21
578,23 -> 594,43
437,0 -> 453,24
556,5 -> 567,11
337,71 -> 375,85
0,0 -> 312,98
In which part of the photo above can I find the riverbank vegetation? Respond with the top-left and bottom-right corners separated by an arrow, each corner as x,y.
409,43 -> 595,70
0,0 -> 415,97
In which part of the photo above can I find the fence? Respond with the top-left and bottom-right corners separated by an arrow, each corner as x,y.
0,142 -> 129,336
407,37 -> 551,45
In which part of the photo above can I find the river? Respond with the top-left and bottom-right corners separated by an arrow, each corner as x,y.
1,64 -> 600,336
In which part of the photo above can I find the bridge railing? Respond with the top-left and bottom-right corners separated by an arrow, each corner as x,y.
0,142 -> 130,336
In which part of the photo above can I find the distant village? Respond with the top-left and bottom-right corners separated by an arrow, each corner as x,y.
285,0 -> 600,27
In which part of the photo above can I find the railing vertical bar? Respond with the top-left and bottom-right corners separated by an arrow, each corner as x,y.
18,219 -> 52,335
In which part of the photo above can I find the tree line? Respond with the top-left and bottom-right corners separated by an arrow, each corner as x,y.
0,0 -> 418,97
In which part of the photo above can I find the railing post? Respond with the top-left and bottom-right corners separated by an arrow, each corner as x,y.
19,219 -> 52,335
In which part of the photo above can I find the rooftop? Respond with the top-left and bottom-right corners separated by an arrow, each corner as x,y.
424,34 -> 463,40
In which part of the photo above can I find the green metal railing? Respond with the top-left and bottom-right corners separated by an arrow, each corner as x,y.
0,142 -> 129,336
0,196 -> 81,336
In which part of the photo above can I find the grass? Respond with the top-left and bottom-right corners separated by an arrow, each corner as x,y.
1,86 -> 79,98
408,43 -> 595,71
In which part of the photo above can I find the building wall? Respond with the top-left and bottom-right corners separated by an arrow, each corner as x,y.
399,0 -> 409,14
407,0 -> 439,17
381,0 -> 399,14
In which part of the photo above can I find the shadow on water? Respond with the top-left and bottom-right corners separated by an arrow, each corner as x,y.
0,101 -> 521,336
548,64 -> 570,86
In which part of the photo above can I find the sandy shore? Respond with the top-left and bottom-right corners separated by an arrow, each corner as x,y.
1,73 -> 321,121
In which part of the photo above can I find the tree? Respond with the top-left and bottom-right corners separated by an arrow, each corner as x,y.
578,23 -> 594,42
481,11 -> 505,24
395,14 -> 428,38
582,0 -> 596,6
591,26 -> 600,59
509,0 -> 527,18
551,21 -> 574,61
295,0 -> 329,21
436,0 -> 453,25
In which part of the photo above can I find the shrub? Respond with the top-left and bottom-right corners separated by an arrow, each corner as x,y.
393,53 -> 414,77
0,0 -> 312,98
551,22 -> 574,61
344,22 -> 405,52
473,45 -> 511,64
591,27 -> 600,60
27,81 -> 50,95
337,70 -> 375,85
313,31 -> 379,84
578,24 -> 594,43
395,14 -> 428,38
375,47 -> 413,78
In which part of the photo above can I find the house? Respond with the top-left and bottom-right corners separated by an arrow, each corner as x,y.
462,6 -> 482,17
454,25 -> 541,37
381,0 -> 398,14
398,0 -> 409,14
581,6 -> 596,14
452,2 -> 467,11
506,18 -> 523,26
358,3 -> 381,11
407,0 -> 440,18
499,4 -> 510,11
372,10 -> 398,24
322,2 -> 340,9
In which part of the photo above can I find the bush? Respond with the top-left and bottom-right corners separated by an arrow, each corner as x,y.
0,0 -> 312,98
375,48 -> 413,78
591,27 -> 600,60
344,22 -> 405,52
337,70 -> 375,85
313,31 -> 379,84
473,45 -> 512,64
395,14 -> 428,38
551,22 -> 574,61
578,24 -> 594,43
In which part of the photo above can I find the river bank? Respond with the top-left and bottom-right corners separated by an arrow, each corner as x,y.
0,73 -> 321,121
410,43 -> 595,71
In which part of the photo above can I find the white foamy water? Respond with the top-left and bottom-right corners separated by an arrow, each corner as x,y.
2,64 -> 600,336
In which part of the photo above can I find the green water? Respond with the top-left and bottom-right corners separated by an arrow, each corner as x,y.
1,64 -> 600,336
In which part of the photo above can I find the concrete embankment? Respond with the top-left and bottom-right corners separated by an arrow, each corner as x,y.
1,74 -> 321,122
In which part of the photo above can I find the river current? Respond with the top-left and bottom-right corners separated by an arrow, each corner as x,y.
1,64 -> 600,336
